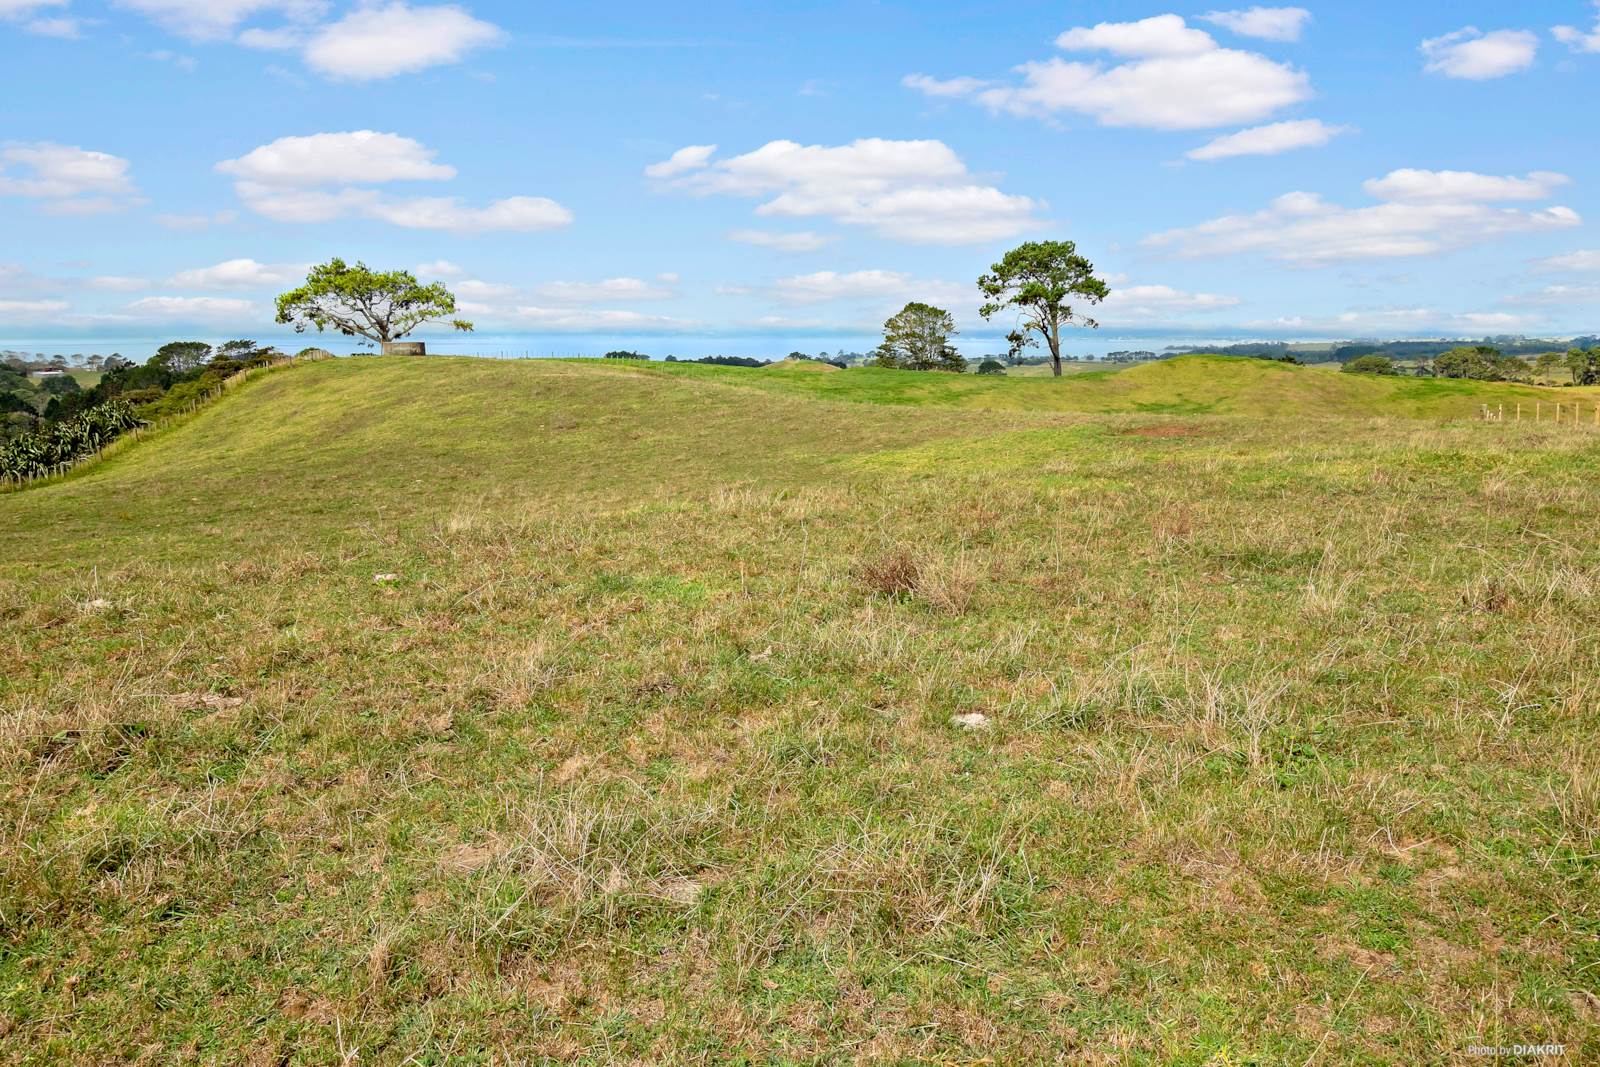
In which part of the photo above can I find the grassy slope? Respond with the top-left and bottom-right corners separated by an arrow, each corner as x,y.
607,353 -> 1600,419
2,356 -> 1598,1064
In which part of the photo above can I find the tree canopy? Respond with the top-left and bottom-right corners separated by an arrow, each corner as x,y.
978,240 -> 1109,378
1342,355 -> 1397,376
1567,348 -> 1600,386
275,259 -> 473,345
875,302 -> 964,372
1432,346 -> 1528,382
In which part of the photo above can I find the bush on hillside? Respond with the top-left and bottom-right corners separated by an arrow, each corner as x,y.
0,400 -> 143,483
1342,355 -> 1397,376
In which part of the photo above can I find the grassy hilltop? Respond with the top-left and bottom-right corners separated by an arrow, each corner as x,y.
2,355 -> 1598,1064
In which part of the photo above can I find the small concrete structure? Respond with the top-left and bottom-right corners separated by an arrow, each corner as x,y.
381,341 -> 427,356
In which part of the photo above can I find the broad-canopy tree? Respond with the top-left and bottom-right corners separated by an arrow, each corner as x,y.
149,341 -> 212,375
978,240 -> 1110,378
1341,355 -> 1397,376
275,259 -> 473,348
1567,347 -> 1600,385
875,302 -> 964,372
1433,345 -> 1528,382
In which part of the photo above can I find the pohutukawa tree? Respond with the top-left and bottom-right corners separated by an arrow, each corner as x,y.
275,259 -> 474,352
875,301 -> 965,372
978,240 -> 1110,378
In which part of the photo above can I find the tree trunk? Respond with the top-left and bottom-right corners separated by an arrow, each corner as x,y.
1048,321 -> 1062,377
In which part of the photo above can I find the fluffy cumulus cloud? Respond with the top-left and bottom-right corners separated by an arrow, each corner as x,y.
1420,27 -> 1539,80
1553,3 -> 1600,52
727,229 -> 835,252
1199,7 -> 1311,42
110,1 -> 502,81
167,258 -> 307,289
646,138 -> 1041,244
217,130 -> 456,184
905,14 -> 1311,130
1144,168 -> 1580,265
303,2 -> 504,80
216,131 -> 572,233
1187,119 -> 1348,161
0,142 -> 140,214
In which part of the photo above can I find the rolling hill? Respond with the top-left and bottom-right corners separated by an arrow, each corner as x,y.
2,355 -> 1597,1063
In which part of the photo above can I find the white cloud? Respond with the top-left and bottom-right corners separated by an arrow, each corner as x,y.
908,14 -> 1311,130
362,195 -> 571,232
1056,13 -> 1215,57
534,277 -> 676,303
1421,28 -> 1538,80
1200,7 -> 1311,42
728,229 -> 836,252
0,143 -> 139,214
0,299 -> 70,320
1243,306 -> 1542,335
1553,3 -> 1600,53
644,144 -> 716,179
168,258 -> 306,289
452,279 -> 518,302
772,270 -> 917,304
86,275 -> 150,292
1144,171 -> 1581,265
1187,119 -> 1349,160
0,0 -> 67,14
901,73 -> 990,98
217,131 -> 571,233
1362,168 -> 1569,203
0,0 -> 79,36
140,49 -> 199,70
122,295 -> 260,322
494,306 -> 692,332
1533,249 -> 1600,272
237,25 -> 302,48
155,209 -> 238,230
303,2 -> 503,80
217,130 -> 456,184
23,15 -> 80,36
1505,282 -> 1600,306
414,259 -> 465,278
112,0 -> 326,41
1101,284 -> 1240,319
648,138 -> 1042,244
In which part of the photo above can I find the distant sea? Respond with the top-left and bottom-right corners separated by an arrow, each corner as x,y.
0,331 -> 1261,364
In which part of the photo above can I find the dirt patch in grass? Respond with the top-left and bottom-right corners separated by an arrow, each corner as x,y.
1118,423 -> 1209,438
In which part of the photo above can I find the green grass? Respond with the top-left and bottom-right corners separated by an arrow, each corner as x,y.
598,353 -> 1600,419
2,355 -> 1598,1064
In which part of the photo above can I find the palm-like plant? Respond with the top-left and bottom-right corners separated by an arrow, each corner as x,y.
0,400 -> 143,483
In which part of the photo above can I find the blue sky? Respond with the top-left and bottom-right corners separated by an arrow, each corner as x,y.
3,1 -> 1599,357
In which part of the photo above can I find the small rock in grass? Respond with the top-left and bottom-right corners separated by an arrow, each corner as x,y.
952,712 -> 989,729
372,573 -> 400,584
83,598 -> 114,612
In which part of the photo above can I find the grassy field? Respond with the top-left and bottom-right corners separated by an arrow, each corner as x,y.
2,355 -> 1598,1064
